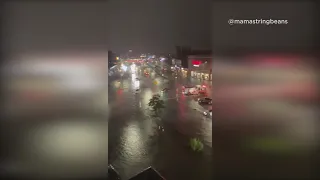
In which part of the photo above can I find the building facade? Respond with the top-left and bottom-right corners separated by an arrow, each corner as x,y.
171,58 -> 182,67
187,55 -> 212,81
175,46 -> 211,69
108,50 -> 117,68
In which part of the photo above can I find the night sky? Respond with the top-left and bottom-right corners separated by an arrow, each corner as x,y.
106,0 -> 211,54
3,0 -> 211,56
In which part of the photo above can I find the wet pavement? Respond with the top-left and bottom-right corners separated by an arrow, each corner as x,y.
108,64 -> 212,180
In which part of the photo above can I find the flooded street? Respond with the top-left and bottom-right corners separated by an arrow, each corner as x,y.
108,65 -> 212,180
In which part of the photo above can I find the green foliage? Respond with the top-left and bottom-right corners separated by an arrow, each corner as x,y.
189,138 -> 204,152
148,94 -> 165,115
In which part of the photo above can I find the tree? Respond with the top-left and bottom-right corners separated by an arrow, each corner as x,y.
148,94 -> 165,116
189,138 -> 204,152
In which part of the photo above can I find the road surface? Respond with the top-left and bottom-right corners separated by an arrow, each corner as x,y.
108,64 -> 212,180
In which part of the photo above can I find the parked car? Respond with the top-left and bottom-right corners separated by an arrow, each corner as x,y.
161,88 -> 169,92
203,109 -> 212,117
183,90 -> 198,95
198,97 -> 212,104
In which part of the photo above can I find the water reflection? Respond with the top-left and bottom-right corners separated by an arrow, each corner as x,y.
200,119 -> 212,147
131,73 -> 136,80
108,66 -> 213,180
122,123 -> 145,162
142,89 -> 153,106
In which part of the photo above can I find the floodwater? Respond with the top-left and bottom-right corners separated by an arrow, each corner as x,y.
108,65 -> 212,180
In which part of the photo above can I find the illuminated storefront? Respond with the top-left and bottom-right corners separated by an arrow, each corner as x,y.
188,55 -> 212,81
181,68 -> 188,77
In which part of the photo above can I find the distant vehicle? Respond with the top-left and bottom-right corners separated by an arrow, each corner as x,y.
199,90 -> 206,94
198,97 -> 212,104
182,86 -> 198,95
183,87 -> 198,95
195,85 -> 206,94
161,88 -> 169,92
182,85 -> 194,89
203,109 -> 212,117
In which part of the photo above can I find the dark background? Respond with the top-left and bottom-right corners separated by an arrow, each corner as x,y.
2,1 -> 108,55
212,1 -> 318,54
1,0 -> 319,179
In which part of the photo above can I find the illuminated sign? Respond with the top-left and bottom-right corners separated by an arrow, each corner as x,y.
192,60 -> 202,67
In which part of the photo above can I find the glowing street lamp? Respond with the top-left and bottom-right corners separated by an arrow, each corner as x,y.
121,64 -> 127,71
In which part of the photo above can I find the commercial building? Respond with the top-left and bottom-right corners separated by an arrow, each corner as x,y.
108,51 -> 118,68
188,55 -> 212,81
175,46 -> 211,68
175,46 -> 192,68
173,46 -> 212,80
172,58 -> 182,67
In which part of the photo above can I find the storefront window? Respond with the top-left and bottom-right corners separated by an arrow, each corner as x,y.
205,74 -> 209,80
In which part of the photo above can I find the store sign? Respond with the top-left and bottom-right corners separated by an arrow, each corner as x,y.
192,60 -> 202,67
